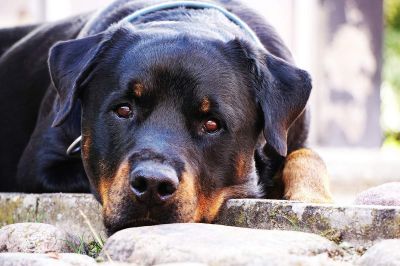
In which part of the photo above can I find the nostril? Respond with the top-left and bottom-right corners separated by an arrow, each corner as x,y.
130,161 -> 180,204
158,181 -> 177,197
131,176 -> 147,194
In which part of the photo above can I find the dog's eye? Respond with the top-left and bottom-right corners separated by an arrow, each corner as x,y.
202,119 -> 220,134
115,104 -> 133,119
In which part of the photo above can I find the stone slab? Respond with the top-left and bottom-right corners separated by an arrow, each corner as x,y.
216,199 -> 400,245
0,194 -> 37,225
36,193 -> 106,242
99,223 -> 348,266
0,193 -> 105,242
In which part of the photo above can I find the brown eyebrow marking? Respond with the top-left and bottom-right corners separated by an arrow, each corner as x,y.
200,97 -> 211,113
133,82 -> 144,97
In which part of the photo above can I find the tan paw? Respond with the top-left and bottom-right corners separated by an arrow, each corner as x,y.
283,189 -> 333,203
282,149 -> 333,204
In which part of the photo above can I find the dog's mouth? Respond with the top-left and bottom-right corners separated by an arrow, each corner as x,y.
108,217 -> 161,234
128,218 -> 160,226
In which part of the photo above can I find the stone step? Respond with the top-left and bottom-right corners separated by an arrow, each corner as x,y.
1,193 -> 399,245
217,199 -> 400,245
0,193 -> 105,242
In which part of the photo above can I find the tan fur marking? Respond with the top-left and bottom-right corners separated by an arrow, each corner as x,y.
81,135 -> 91,161
173,171 -> 197,221
99,178 -> 111,207
200,97 -> 211,113
194,185 -> 253,222
235,153 -> 247,180
101,160 -> 131,213
111,161 -> 132,201
194,192 -> 226,222
282,148 -> 333,203
133,82 -> 144,97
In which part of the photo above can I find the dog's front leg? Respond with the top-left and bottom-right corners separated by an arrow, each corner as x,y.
282,148 -> 333,203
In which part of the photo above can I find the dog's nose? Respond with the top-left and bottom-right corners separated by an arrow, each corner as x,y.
130,161 -> 179,205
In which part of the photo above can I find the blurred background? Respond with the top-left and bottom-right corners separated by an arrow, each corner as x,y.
0,0 -> 399,203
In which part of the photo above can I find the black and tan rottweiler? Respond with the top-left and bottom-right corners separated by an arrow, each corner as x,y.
0,0 -> 332,234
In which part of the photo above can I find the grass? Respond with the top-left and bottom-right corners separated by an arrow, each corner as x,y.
62,235 -> 104,258
60,209 -> 107,259
79,209 -> 112,262
63,235 -> 86,255
87,237 -> 105,258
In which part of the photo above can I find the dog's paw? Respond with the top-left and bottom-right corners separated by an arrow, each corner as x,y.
282,148 -> 333,204
283,189 -> 333,204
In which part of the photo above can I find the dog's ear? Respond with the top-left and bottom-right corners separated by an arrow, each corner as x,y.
257,52 -> 312,157
48,33 -> 107,127
226,39 -> 312,157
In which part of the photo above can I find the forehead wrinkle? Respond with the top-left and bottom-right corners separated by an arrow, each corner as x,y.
116,36 -> 235,91
120,34 -> 227,68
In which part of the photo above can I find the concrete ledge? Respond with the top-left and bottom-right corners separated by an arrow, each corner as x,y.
217,199 -> 400,245
0,193 -> 105,242
1,193 -> 399,244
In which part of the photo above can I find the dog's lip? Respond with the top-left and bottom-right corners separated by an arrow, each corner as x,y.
112,218 -> 160,233
129,217 -> 159,226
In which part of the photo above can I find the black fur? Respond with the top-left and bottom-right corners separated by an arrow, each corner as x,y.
0,0 -> 311,232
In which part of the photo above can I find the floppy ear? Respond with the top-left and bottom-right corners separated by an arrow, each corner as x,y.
48,33 -> 107,127
257,53 -> 312,157
226,39 -> 312,157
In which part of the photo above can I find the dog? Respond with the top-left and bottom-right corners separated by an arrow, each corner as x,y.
0,0 -> 332,234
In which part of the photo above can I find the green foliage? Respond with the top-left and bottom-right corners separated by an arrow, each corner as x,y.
383,29 -> 400,94
62,235 -> 104,258
87,237 -> 104,258
383,0 -> 400,93
63,235 -> 86,255
385,0 -> 400,30
382,0 -> 400,143
383,131 -> 400,148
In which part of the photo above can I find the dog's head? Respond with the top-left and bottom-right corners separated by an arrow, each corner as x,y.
48,24 -> 311,234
